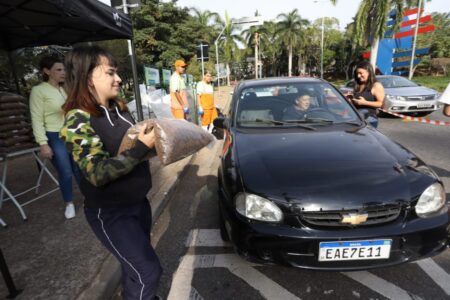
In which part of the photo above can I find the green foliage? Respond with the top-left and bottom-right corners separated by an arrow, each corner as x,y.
131,0 -> 209,69
418,12 -> 450,58
412,76 -> 450,92
354,0 -> 414,47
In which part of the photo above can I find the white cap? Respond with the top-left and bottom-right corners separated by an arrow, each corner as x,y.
438,82 -> 450,105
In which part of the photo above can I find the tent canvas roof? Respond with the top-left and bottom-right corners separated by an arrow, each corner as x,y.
0,0 -> 132,51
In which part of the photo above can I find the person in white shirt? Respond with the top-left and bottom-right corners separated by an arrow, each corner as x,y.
169,60 -> 189,119
196,71 -> 217,132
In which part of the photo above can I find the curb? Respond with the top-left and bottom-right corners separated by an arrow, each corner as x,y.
75,153 -> 196,300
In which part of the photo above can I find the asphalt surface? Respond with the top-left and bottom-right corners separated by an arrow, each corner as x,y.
151,108 -> 450,300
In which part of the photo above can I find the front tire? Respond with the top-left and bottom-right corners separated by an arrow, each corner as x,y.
218,201 -> 230,241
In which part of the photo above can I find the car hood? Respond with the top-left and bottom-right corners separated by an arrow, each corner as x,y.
235,127 -> 433,210
384,86 -> 437,96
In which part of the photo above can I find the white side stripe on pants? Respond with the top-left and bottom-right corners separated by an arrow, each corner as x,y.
97,208 -> 145,300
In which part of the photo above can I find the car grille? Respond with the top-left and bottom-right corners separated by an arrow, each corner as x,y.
297,204 -> 402,227
406,95 -> 435,101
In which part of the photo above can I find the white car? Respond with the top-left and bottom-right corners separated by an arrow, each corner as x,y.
341,75 -> 441,116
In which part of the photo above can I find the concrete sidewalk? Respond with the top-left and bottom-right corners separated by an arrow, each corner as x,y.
0,87 -> 232,299
0,153 -> 193,300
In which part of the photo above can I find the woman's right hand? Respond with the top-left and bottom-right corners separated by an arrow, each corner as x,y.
40,144 -> 53,160
343,91 -> 353,101
138,124 -> 156,149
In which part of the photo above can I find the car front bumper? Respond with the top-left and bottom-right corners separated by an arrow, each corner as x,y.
384,98 -> 440,113
220,200 -> 450,271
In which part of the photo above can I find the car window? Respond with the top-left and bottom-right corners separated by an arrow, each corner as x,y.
377,76 -> 418,88
236,82 -> 360,128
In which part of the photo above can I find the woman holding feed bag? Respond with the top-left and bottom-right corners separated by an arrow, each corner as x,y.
59,46 -> 161,300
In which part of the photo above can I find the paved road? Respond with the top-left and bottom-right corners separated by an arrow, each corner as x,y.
151,108 -> 450,300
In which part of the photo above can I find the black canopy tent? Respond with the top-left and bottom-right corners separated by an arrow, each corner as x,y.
0,1 -> 143,297
0,0 -> 144,119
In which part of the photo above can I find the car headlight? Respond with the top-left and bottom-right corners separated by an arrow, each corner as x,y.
415,183 -> 446,217
435,93 -> 442,100
235,193 -> 283,222
386,94 -> 406,101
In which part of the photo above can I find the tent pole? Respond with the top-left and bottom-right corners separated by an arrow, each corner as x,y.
7,51 -> 21,95
121,0 -> 143,121
128,39 -> 143,121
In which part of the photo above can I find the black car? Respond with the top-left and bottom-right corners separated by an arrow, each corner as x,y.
214,77 -> 449,271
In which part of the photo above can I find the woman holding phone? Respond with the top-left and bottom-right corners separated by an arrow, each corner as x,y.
345,61 -> 385,128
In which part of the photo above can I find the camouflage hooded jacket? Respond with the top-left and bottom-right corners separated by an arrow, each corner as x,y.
59,109 -> 151,188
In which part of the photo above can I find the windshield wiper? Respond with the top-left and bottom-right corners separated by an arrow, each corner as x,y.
337,121 -> 362,126
254,118 -> 316,131
284,117 -> 333,125
254,118 -> 285,125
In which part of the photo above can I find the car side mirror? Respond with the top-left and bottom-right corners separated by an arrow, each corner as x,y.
212,116 -> 228,140
213,116 -> 228,129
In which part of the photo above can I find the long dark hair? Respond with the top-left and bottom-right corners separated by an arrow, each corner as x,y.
353,61 -> 377,92
39,55 -> 63,82
62,45 -> 127,116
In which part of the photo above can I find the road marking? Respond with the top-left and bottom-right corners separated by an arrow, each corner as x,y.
342,271 -> 414,300
186,229 -> 231,248
168,254 -> 299,300
416,258 -> 450,296
189,287 -> 204,300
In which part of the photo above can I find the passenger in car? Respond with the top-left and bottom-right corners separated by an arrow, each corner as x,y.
282,93 -> 312,120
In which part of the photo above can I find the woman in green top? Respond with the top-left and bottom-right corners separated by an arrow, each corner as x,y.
30,56 -> 80,219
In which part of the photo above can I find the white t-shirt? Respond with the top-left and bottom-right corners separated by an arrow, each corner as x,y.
196,81 -> 213,95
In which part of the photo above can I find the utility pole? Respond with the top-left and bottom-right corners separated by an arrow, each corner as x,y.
199,43 -> 205,77
409,0 -> 423,80
321,16 -> 324,79
255,32 -> 259,79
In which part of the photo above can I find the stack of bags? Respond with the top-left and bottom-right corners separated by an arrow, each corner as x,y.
0,92 -> 36,158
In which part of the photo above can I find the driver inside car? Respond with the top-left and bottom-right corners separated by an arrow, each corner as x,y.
282,93 -> 313,120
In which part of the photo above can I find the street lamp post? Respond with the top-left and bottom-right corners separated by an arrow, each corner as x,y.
321,16 -> 324,79
215,26 -> 226,92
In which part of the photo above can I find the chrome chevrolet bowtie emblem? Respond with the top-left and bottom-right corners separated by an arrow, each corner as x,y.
341,213 -> 368,225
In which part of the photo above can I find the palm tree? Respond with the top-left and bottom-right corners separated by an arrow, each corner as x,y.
259,21 -> 282,76
354,0 -> 414,69
276,9 -> 309,76
189,8 -> 219,27
217,12 -> 244,85
189,8 -> 220,44
242,24 -> 268,78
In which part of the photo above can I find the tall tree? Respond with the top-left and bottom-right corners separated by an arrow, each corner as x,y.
242,24 -> 267,78
217,12 -> 244,85
189,8 -> 219,27
354,0 -> 413,69
259,21 -> 282,77
276,9 -> 309,76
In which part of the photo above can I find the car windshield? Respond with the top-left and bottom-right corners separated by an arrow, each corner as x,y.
236,82 -> 360,128
377,76 -> 418,88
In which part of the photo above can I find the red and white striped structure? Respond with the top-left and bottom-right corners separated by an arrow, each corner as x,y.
379,109 -> 450,126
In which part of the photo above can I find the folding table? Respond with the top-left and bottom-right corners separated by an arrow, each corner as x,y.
0,147 -> 59,227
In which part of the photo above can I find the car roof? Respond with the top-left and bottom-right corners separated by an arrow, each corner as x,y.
237,77 -> 326,89
376,75 -> 403,79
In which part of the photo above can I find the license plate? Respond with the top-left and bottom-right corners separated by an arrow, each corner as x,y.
416,103 -> 432,108
318,239 -> 391,261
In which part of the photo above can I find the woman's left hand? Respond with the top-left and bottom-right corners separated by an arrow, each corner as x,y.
352,96 -> 366,106
138,124 -> 156,149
